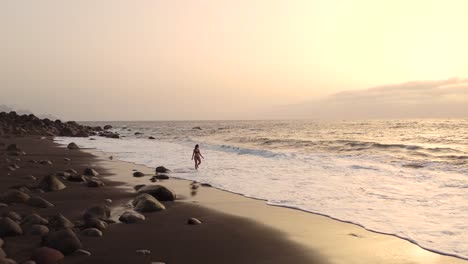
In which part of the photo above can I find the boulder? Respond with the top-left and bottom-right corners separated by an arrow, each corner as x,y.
0,190 -> 30,204
83,205 -> 110,221
192,126 -> 202,130
86,180 -> 104,188
64,169 -> 78,174
38,175 -> 66,192
27,197 -> 54,208
0,258 -> 16,264
148,136 -> 155,140
66,143 -> 79,150
48,214 -> 74,230
134,132 -> 143,135
137,185 -> 176,201
32,247 -> 64,264
22,214 -> 48,226
153,174 -> 169,180
27,225 -> 49,236
133,171 -> 144,177
4,212 -> 21,222
132,194 -> 165,213
187,217 -> 202,225
39,160 -> 53,165
81,218 -> 108,231
0,217 -> 23,237
80,228 -> 102,237
119,211 -> 146,224
66,174 -> 86,182
155,166 -> 170,173
0,204 -> 7,208
103,125 -> 112,130
44,229 -> 83,255
83,168 -> 99,177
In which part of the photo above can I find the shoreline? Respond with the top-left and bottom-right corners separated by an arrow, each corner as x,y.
58,138 -> 468,264
1,136 -> 326,264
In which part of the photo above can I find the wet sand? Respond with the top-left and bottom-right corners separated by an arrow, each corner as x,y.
1,136 -> 466,264
0,136 -> 325,264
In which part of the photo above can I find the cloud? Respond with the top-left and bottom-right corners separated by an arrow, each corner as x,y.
273,78 -> 468,119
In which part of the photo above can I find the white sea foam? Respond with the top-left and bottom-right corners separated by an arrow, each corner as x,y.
55,120 -> 468,259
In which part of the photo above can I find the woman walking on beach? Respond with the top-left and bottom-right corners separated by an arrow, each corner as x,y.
192,144 -> 204,169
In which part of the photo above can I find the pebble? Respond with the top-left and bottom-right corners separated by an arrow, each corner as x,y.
187,217 -> 202,225
104,199 -> 112,203
136,249 -> 151,255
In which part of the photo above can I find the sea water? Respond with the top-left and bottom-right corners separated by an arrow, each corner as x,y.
56,119 -> 468,259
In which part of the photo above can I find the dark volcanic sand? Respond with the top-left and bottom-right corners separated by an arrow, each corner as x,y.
0,136 -> 327,264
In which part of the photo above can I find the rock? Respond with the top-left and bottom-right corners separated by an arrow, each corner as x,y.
66,143 -> 79,150
27,197 -> 54,208
137,185 -> 176,201
133,171 -> 144,177
66,174 -> 86,182
22,214 -> 48,226
132,194 -> 165,213
4,212 -> 22,222
55,172 -> 71,177
64,168 -> 78,174
0,248 -> 5,258
104,199 -> 112,203
83,168 -> 99,177
187,217 -> 202,225
81,218 -> 108,231
21,261 -> 35,264
48,214 -> 74,230
86,180 -> 104,188
0,258 -> 16,264
32,247 -> 64,264
38,175 -> 66,192
0,190 -> 30,204
63,158 -> 71,162
6,144 -> 19,152
0,204 -> 7,208
155,166 -> 170,173
83,205 -> 110,221
192,126 -> 202,130
39,160 -> 53,165
44,229 -> 83,255
72,249 -> 91,256
28,159 -> 38,164
103,125 -> 112,130
133,184 -> 145,191
119,211 -> 146,224
191,184 -> 199,190
153,174 -> 169,180
0,217 -> 23,236
24,175 -> 37,181
135,250 -> 151,255
27,225 -> 49,236
0,238 -> 3,247
148,136 -> 155,140
134,132 -> 143,135
80,228 -> 102,237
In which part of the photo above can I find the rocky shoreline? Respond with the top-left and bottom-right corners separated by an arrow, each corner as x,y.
0,134 -> 324,264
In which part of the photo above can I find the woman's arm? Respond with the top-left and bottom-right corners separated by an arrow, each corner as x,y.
200,152 -> 205,159
191,151 -> 195,160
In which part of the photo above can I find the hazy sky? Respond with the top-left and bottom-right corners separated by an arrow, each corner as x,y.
1,0 -> 468,120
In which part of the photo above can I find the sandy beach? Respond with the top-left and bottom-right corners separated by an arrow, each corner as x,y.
0,134 -> 465,264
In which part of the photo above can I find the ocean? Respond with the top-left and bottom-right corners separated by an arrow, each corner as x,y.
56,119 -> 468,259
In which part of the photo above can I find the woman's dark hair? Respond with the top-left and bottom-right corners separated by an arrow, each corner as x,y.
195,144 -> 199,149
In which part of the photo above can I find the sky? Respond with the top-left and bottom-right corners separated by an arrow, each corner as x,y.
1,0 -> 468,120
